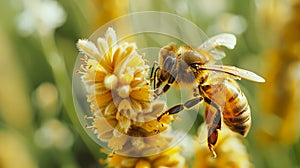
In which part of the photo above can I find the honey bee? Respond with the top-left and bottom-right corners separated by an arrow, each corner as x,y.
153,33 -> 265,157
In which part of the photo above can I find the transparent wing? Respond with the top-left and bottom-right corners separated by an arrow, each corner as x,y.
199,33 -> 237,60
200,65 -> 265,83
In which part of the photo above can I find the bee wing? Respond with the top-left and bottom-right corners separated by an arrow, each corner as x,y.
200,65 -> 265,83
199,33 -> 237,60
197,123 -> 209,144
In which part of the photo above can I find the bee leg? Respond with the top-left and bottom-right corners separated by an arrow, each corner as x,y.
153,67 -> 162,90
157,96 -> 203,121
155,71 -> 177,97
150,62 -> 159,87
204,97 -> 222,158
207,112 -> 221,158
150,61 -> 158,80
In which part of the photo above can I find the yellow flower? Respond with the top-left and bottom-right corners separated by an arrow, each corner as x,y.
193,124 -> 252,168
92,101 -> 172,156
104,147 -> 186,168
77,28 -> 172,153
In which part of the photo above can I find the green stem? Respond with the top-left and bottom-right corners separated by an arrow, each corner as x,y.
38,31 -> 100,160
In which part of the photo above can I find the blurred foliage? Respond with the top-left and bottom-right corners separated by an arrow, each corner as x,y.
0,0 -> 299,168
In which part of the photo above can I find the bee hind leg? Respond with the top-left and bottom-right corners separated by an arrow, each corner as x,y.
206,112 -> 221,158
207,126 -> 219,158
204,97 -> 222,158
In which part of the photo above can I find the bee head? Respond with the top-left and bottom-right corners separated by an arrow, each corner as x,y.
178,46 -> 209,66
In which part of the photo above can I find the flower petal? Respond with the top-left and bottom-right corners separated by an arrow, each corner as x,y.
97,130 -> 113,141
97,37 -> 108,57
116,115 -> 131,133
130,85 -> 152,102
94,83 -> 107,94
77,39 -> 101,61
94,70 -> 106,83
113,43 -> 137,74
87,91 -> 112,108
93,118 -> 117,133
105,27 -> 117,49
126,54 -> 145,68
104,102 -> 117,117
108,134 -> 128,151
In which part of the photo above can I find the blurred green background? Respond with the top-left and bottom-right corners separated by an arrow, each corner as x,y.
0,0 -> 299,167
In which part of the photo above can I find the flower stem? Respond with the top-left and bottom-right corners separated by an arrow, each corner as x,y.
38,31 -> 100,158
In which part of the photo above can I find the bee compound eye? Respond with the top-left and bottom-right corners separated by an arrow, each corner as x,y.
163,57 -> 176,72
190,64 -> 198,70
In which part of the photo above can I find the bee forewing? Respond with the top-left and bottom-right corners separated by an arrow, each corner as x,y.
201,65 -> 265,83
197,123 -> 209,144
200,33 -> 237,51
199,33 -> 237,60
234,67 -> 265,83
209,48 -> 226,60
205,33 -> 236,49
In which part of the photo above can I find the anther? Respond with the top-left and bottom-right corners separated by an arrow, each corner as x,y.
76,70 -> 85,75
80,57 -> 87,62
79,65 -> 86,71
85,124 -> 95,129
84,115 -> 94,120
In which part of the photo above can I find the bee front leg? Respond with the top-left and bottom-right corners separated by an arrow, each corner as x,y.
150,62 -> 159,87
157,96 -> 203,121
154,71 -> 177,99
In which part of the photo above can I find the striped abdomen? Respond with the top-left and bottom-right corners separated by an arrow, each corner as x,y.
201,75 -> 251,136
